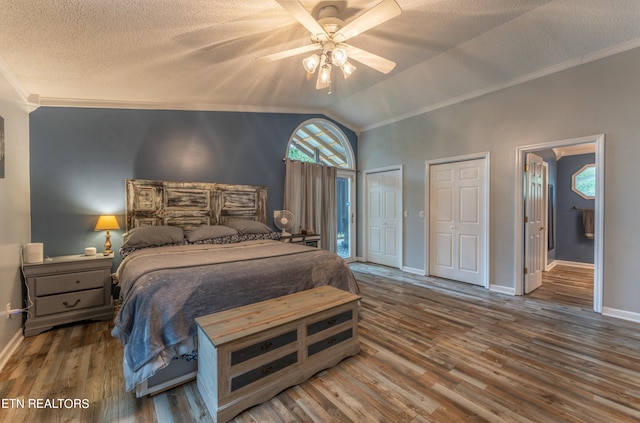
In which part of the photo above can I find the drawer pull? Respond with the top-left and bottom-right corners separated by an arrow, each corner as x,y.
261,341 -> 273,351
76,280 -> 81,284
261,365 -> 273,375
327,317 -> 337,326
63,299 -> 81,308
328,337 -> 337,345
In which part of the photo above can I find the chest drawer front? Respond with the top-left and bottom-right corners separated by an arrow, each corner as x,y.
35,288 -> 105,317
231,329 -> 297,366
35,270 -> 105,296
230,351 -> 298,392
308,328 -> 354,357
307,309 -> 353,336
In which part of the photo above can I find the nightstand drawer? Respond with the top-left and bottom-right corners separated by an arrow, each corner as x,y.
35,270 -> 105,296
36,288 -> 105,316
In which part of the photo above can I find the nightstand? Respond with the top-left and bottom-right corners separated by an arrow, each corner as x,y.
279,233 -> 321,248
22,254 -> 114,337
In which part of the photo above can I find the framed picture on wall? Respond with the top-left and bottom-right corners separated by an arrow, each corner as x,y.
0,115 -> 5,178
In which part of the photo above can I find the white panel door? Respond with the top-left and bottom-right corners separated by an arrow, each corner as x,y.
429,159 -> 486,286
367,169 -> 402,268
524,153 -> 545,293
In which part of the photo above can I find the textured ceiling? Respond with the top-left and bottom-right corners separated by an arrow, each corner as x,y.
2,0 -> 640,131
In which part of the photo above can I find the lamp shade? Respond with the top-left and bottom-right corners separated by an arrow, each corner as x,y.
95,215 -> 120,231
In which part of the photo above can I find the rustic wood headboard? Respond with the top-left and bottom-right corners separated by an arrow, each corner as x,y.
125,179 -> 268,231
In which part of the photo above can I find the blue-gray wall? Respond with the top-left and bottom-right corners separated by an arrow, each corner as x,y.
555,153 -> 595,264
29,107 -> 357,268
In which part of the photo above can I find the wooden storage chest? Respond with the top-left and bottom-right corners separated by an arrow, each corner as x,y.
195,285 -> 360,423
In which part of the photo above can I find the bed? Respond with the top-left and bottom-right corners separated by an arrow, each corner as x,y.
111,179 -> 359,397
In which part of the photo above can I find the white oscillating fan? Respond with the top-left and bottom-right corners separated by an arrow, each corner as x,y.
274,210 -> 295,236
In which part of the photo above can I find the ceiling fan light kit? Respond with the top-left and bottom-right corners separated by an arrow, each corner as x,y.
257,0 -> 401,92
304,42 -> 355,90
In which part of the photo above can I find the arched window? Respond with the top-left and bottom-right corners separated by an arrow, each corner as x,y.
285,118 -> 356,260
287,118 -> 354,169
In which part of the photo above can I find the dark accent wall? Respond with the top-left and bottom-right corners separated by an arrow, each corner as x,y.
29,107 -> 357,268
555,153 -> 595,264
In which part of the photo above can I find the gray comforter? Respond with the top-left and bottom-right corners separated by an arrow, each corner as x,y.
111,240 -> 359,390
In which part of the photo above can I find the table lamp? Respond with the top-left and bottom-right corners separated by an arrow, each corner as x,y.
95,215 -> 120,256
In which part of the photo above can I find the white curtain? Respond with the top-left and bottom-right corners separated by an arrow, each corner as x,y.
284,159 -> 337,252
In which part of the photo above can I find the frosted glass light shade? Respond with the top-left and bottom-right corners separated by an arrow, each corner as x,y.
302,54 -> 320,73
332,47 -> 348,66
341,61 -> 356,78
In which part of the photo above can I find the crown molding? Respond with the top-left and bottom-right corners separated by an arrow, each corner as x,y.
553,143 -> 596,160
35,96 -> 323,115
0,56 -> 40,111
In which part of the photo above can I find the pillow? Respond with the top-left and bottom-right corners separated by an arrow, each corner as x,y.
186,225 -> 238,243
226,219 -> 273,234
239,232 -> 281,242
121,225 -> 184,249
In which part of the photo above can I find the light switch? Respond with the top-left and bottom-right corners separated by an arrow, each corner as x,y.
419,210 -> 425,218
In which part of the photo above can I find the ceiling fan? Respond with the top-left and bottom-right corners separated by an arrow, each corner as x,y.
257,0 -> 402,90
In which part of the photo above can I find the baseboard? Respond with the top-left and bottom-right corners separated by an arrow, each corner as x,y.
402,266 -> 425,275
490,284 -> 515,295
551,260 -> 594,269
0,329 -> 24,372
602,307 -> 640,323
545,261 -> 557,271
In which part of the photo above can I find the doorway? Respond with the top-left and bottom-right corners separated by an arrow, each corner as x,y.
337,170 -> 356,261
515,135 -> 604,312
425,152 -> 490,288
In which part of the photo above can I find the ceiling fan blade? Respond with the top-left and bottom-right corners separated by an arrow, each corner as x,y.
256,44 -> 321,63
334,0 -> 402,42
343,45 -> 396,74
276,0 -> 328,41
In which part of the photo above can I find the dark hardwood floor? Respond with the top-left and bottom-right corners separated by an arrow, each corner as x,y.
1,262 -> 638,422
529,264 -> 594,310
